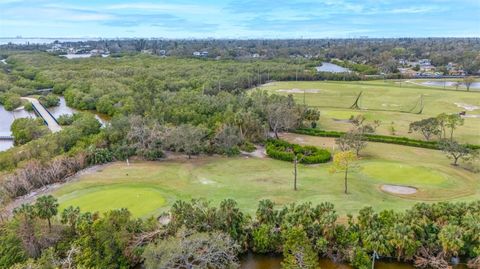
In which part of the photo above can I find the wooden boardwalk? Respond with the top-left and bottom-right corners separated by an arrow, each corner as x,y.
21,97 -> 62,133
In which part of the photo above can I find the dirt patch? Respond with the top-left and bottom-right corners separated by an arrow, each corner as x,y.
277,88 -> 320,94
293,137 -> 305,144
461,114 -> 480,118
381,184 -> 417,195
332,118 -> 352,123
199,177 -> 216,185
241,146 -> 266,158
454,103 -> 479,111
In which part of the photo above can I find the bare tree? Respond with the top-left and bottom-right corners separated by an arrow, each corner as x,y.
335,131 -> 367,156
463,76 -> 475,91
439,140 -> 475,166
266,102 -> 301,138
143,229 -> 239,269
165,124 -> 207,159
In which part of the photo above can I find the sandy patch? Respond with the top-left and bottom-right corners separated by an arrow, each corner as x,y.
293,137 -> 305,144
454,103 -> 479,111
277,89 -> 320,94
199,177 -> 216,185
241,146 -> 266,158
381,184 -> 417,195
461,114 -> 480,118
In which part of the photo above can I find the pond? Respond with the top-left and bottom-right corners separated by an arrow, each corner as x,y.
239,254 -> 469,269
316,62 -> 351,73
0,105 -> 36,151
47,97 -> 109,126
421,81 -> 480,89
0,97 -> 109,152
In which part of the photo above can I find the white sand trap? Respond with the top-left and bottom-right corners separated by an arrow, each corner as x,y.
454,103 -> 479,111
277,88 -> 320,94
199,178 -> 216,185
381,184 -> 417,195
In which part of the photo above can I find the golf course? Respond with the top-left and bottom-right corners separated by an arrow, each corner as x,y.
258,80 -> 480,144
49,133 -> 478,218
27,80 -> 475,219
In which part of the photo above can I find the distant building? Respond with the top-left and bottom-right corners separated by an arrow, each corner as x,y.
419,59 -> 431,66
193,51 -> 209,57
420,65 -> 436,72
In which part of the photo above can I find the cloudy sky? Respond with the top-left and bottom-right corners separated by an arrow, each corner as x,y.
0,0 -> 479,38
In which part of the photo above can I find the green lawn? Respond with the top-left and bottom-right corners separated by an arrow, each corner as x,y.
258,80 -> 480,144
52,135 -> 479,218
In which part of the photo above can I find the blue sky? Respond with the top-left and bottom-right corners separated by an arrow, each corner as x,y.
0,0 -> 479,38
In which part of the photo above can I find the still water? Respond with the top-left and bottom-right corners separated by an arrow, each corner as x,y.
0,105 -> 35,151
239,254 -> 469,269
46,97 -> 109,126
316,62 -> 351,73
421,81 -> 480,89
0,97 -> 109,151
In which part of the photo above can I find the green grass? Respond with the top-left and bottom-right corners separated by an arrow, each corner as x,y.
258,80 -> 480,144
52,135 -> 479,218
57,184 -> 166,218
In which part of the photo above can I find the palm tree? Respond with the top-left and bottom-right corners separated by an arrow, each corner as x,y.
35,195 -> 59,231
61,206 -> 81,234
13,203 -> 36,222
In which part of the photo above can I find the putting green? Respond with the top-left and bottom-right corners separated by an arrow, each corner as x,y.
360,162 -> 451,187
57,185 -> 166,217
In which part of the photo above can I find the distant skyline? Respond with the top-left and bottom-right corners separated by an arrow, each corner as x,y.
1,0 -> 479,39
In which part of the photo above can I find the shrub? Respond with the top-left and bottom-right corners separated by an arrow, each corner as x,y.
38,94 -> 60,108
266,139 -> 331,164
293,128 -> 480,151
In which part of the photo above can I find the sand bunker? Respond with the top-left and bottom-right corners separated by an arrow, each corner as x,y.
454,103 -> 479,111
381,184 -> 417,195
277,88 -> 320,94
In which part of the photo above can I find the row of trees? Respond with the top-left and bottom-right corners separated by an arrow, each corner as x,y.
1,197 -> 479,269
409,113 -> 478,166
409,113 -> 464,141
3,38 -> 480,74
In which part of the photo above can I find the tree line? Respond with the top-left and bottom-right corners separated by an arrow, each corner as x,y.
2,38 -> 480,74
1,197 -> 479,269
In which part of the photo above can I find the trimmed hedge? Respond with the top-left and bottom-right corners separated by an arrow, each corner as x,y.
266,139 -> 331,164
293,128 -> 480,150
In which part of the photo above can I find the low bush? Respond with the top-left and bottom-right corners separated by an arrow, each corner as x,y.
266,139 -> 331,164
293,128 -> 480,150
